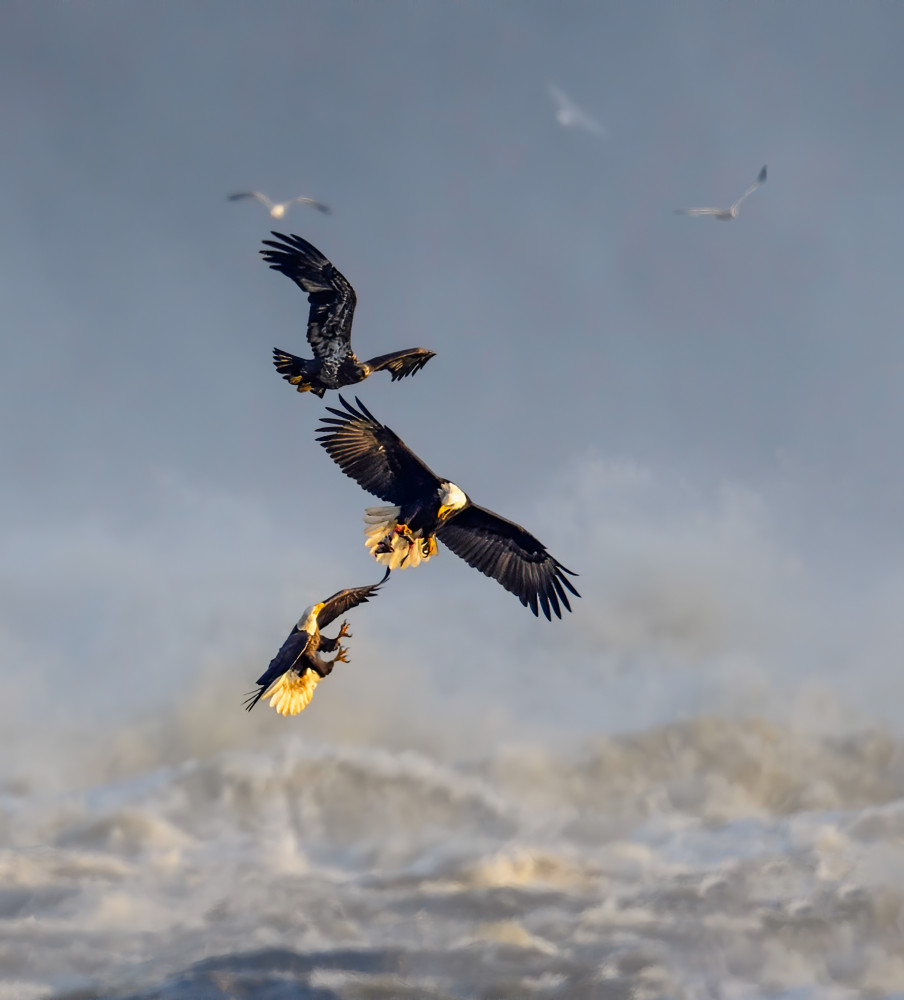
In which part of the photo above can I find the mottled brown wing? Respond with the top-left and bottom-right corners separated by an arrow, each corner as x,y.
260,233 -> 356,361
316,396 -> 443,505
436,504 -> 580,620
365,348 -> 436,382
316,568 -> 391,629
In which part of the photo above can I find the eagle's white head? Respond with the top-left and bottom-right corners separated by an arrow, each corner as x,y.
437,481 -> 468,521
296,602 -> 324,634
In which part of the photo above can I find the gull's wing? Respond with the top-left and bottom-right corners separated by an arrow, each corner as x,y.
228,191 -> 274,210
316,395 -> 444,505
316,569 -> 391,629
261,232 -> 356,360
436,504 -> 580,620
288,195 -> 332,215
548,83 -> 577,117
548,83 -> 605,136
730,165 -> 767,212
673,207 -> 724,216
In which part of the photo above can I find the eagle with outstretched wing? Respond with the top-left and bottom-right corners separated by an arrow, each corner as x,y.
262,233 -> 435,397
316,397 -> 579,620
245,569 -> 390,716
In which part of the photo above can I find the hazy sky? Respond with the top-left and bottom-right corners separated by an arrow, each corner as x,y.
4,2 -> 904,757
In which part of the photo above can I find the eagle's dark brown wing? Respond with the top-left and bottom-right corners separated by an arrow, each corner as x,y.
364,348 -> 436,382
436,504 -> 580,620
316,396 -> 443,505
244,627 -> 315,711
260,233 -> 356,361
316,569 -> 391,629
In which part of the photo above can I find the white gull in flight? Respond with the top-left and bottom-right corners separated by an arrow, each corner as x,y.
228,191 -> 331,218
674,165 -> 767,220
548,83 -> 606,137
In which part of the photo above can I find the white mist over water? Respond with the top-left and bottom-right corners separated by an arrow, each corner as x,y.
6,454 -> 904,997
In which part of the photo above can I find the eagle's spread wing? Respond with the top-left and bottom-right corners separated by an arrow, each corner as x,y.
316,396 -> 443,504
436,504 -> 580,620
365,348 -> 436,382
244,627 -> 314,711
260,233 -> 356,361
317,568 -> 391,629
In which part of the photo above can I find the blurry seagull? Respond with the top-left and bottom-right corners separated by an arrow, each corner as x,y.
228,190 -> 331,218
674,165 -> 767,220
548,83 -> 606,137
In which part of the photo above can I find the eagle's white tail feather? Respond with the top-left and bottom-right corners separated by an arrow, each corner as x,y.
262,669 -> 320,716
364,505 -> 401,523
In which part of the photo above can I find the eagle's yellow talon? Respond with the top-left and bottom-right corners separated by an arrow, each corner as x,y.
334,645 -> 350,665
337,620 -> 351,639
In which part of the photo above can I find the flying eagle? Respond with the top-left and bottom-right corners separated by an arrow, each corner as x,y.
674,165 -> 767,220
245,569 -> 390,716
228,190 -> 331,218
316,397 -> 580,620
262,233 -> 436,398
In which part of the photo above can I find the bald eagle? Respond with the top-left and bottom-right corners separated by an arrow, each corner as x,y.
316,397 -> 580,620
245,569 -> 390,716
262,233 -> 436,398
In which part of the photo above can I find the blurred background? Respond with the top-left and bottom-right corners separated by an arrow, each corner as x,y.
3,3 -> 904,998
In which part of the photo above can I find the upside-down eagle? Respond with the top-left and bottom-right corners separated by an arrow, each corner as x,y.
261,233 -> 435,397
316,397 -> 580,620
245,569 -> 390,716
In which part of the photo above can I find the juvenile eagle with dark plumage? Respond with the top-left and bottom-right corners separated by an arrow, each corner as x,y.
262,233 -> 435,397
316,397 -> 580,620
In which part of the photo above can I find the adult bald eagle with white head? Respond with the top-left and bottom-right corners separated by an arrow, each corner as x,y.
316,397 -> 580,620
245,569 -> 390,716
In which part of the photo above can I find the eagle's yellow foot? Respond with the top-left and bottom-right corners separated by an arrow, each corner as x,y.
333,645 -> 350,665
286,374 -> 314,392
337,620 -> 352,639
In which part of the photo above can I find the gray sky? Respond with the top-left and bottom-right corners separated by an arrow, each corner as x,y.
4,1 -> 904,758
